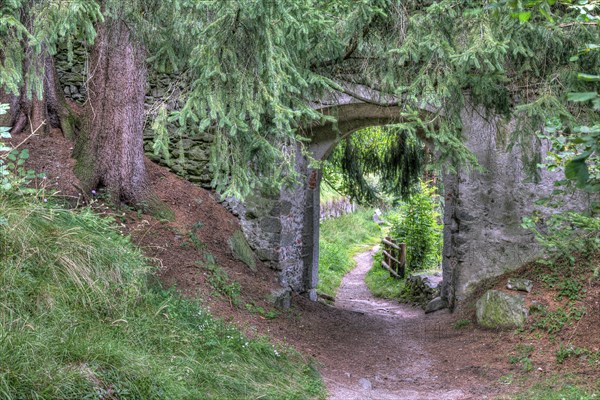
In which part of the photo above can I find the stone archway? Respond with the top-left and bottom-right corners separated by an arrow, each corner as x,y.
237,100 -> 592,309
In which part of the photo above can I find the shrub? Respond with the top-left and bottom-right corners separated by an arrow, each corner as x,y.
388,181 -> 442,272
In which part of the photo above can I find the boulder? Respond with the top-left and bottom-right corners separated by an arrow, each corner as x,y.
506,278 -> 533,293
476,290 -> 528,329
425,296 -> 448,313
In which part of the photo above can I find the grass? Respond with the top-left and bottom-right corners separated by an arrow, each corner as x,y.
0,192 -> 325,399
512,375 -> 599,400
364,250 -> 406,299
317,208 -> 381,298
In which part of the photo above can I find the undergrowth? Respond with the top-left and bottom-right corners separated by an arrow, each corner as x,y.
0,192 -> 325,399
317,208 -> 380,298
513,375 -> 600,400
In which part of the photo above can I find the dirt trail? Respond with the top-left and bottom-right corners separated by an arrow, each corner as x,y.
318,247 -> 485,399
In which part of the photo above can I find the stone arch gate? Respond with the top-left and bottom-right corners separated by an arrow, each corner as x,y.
235,96 -> 587,309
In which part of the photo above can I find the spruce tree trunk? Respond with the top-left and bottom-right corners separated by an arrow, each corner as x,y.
1,4 -> 78,137
1,50 -> 77,137
74,18 -> 149,205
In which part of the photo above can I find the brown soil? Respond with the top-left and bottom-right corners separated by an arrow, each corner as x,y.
14,131 -> 600,399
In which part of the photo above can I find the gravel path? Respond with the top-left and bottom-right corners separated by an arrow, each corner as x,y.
324,246 -> 467,400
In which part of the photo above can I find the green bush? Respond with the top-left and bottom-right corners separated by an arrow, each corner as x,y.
388,181 -> 442,272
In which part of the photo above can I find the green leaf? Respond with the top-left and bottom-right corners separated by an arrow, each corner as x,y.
573,150 -> 593,162
567,92 -> 597,102
578,73 -> 600,82
511,11 -> 532,22
565,159 -> 589,187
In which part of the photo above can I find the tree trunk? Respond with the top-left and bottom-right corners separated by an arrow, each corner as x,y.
1,4 -> 79,137
1,49 -> 78,137
74,18 -> 149,205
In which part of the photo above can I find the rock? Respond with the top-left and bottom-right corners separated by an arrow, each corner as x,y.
228,230 -> 257,271
476,290 -> 528,329
507,278 -> 533,293
268,287 -> 291,309
358,378 -> 372,390
405,273 -> 443,307
425,296 -> 448,313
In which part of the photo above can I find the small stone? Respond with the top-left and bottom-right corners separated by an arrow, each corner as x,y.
425,296 -> 448,313
507,278 -> 533,293
358,378 -> 372,390
268,287 -> 291,309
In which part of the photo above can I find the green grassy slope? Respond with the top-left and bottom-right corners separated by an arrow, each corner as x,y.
0,192 -> 324,399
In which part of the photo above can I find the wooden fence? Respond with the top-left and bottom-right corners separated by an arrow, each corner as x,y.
381,236 -> 406,279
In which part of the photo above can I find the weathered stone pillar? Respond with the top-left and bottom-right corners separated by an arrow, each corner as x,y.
232,144 -> 320,299
441,106 -> 593,307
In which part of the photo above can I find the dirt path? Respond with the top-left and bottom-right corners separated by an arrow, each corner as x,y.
315,247 -> 491,399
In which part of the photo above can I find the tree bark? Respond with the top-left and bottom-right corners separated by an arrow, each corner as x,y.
1,49 -> 77,137
74,18 -> 150,205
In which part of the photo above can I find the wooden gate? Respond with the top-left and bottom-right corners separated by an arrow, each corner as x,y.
381,237 -> 406,279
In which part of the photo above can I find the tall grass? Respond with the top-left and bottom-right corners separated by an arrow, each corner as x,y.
0,192 -> 325,399
317,208 -> 381,298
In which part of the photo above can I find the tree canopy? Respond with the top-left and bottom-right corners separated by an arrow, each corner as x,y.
1,0 -> 598,199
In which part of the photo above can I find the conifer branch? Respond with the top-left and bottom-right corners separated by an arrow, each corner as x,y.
327,82 -> 402,107
558,22 -> 597,28
311,24 -> 371,70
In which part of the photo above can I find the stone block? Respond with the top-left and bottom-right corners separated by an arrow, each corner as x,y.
268,287 -> 291,309
259,217 -> 282,234
476,290 -> 527,329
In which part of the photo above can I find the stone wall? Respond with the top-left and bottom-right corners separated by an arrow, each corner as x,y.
320,197 -> 357,221
54,47 -> 214,188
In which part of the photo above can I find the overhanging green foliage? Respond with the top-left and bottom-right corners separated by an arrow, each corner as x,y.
1,1 -> 597,198
322,126 -> 426,205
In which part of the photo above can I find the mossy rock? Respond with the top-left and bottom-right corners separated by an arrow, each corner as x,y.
476,290 -> 528,329
228,230 -> 256,271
